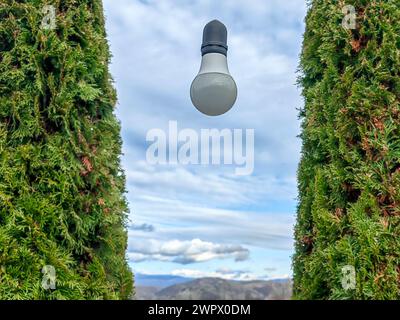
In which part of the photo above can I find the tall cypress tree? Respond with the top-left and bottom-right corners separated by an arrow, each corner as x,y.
0,1 -> 133,299
293,0 -> 400,299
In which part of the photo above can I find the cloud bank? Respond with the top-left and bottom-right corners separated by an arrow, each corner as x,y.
128,238 -> 250,264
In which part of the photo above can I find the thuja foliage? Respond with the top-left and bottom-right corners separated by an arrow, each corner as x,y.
0,0 -> 133,299
293,0 -> 400,299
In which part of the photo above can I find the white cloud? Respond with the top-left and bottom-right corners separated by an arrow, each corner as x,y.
171,268 -> 290,281
127,191 -> 295,251
128,238 -> 250,264
125,162 -> 297,206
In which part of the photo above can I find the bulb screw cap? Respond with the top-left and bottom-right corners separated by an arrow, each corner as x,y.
201,20 -> 228,56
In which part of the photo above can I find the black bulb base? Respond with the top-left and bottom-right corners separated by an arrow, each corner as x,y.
201,20 -> 228,56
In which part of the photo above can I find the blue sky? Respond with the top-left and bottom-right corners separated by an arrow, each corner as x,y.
103,0 -> 307,281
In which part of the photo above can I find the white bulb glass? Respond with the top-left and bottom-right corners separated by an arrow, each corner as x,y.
190,53 -> 237,116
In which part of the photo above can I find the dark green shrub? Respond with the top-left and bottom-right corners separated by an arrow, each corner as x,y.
294,0 -> 400,299
0,0 -> 133,299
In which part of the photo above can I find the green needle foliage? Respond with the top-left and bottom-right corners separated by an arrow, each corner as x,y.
0,0 -> 133,299
293,0 -> 400,299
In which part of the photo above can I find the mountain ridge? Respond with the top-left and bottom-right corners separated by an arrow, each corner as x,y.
135,276 -> 292,300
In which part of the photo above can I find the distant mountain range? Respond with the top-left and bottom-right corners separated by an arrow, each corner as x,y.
134,274 -> 292,300
135,273 -> 193,288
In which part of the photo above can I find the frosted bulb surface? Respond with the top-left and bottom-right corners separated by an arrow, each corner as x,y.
191,72 -> 237,116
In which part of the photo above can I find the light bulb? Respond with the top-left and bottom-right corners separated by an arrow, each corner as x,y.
190,20 -> 237,116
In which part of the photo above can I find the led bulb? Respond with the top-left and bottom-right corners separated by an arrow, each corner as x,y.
190,20 -> 237,116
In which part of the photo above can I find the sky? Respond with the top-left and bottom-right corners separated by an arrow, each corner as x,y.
102,0 -> 308,281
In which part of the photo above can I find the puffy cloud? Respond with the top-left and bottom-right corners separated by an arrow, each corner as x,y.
128,238 -> 250,264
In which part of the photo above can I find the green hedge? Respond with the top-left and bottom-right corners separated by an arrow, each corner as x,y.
0,0 -> 133,299
293,0 -> 400,299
